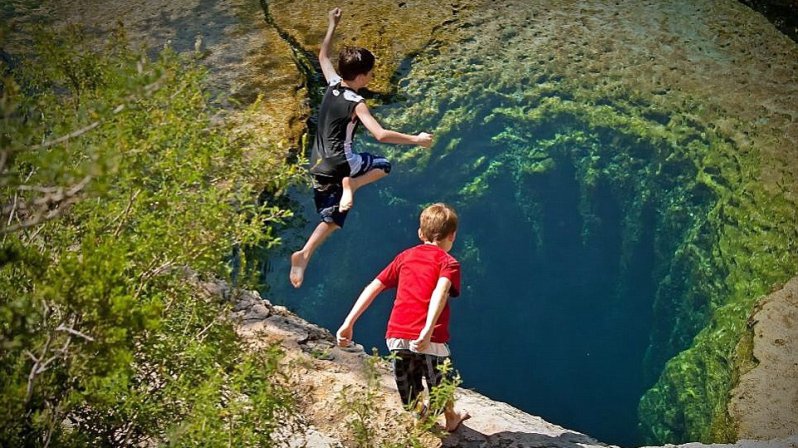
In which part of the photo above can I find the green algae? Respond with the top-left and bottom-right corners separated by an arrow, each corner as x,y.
640,183 -> 798,443
373,44 -> 797,444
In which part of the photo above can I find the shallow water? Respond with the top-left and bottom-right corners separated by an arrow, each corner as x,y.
266,1 -> 798,445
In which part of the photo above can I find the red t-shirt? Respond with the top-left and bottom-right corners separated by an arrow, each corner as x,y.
376,244 -> 461,343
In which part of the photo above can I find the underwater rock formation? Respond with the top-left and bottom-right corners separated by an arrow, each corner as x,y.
738,0 -> 798,42
267,0 -> 798,444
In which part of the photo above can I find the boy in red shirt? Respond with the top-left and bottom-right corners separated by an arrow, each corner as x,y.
336,203 -> 470,431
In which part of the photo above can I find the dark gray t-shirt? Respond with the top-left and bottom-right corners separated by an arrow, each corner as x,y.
309,75 -> 365,184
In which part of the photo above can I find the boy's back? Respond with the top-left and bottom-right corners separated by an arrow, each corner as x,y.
378,244 -> 460,343
310,76 -> 365,183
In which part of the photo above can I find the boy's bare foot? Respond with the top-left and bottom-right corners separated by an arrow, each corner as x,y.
289,251 -> 308,288
444,411 -> 471,432
339,187 -> 354,211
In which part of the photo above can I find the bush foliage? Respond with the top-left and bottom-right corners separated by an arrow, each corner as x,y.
1,26 -> 303,446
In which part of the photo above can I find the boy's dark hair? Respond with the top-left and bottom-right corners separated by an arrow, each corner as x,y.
338,47 -> 375,81
419,203 -> 458,242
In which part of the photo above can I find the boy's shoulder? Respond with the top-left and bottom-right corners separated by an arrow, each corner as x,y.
324,75 -> 364,103
398,244 -> 460,265
340,89 -> 364,104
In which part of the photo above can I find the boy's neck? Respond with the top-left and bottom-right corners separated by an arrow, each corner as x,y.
423,240 -> 452,253
341,79 -> 364,91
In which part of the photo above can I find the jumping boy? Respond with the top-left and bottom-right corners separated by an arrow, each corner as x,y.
289,8 -> 434,288
336,203 -> 470,432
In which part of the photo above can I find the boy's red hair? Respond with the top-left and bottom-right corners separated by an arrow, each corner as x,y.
419,203 -> 458,242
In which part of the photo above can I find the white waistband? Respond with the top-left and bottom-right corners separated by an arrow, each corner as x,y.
386,338 -> 450,357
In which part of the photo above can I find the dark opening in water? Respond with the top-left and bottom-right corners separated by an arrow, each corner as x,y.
450,155 -> 657,447
267,102 -> 710,447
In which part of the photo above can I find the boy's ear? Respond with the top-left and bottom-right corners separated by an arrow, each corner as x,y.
448,231 -> 457,242
418,228 -> 424,241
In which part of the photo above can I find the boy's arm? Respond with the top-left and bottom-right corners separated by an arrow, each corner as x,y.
355,102 -> 433,148
411,277 -> 452,352
319,8 -> 342,84
336,279 -> 386,347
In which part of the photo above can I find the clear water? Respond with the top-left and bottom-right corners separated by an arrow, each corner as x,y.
265,4 -> 720,445
267,109 -> 703,447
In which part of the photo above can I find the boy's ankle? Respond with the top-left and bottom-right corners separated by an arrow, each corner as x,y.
413,403 -> 428,420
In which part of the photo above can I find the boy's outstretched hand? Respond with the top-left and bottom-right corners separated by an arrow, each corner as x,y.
336,324 -> 353,347
415,132 -> 433,148
329,7 -> 342,26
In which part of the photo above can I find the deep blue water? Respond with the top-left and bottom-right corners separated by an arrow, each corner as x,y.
267,114 -> 665,447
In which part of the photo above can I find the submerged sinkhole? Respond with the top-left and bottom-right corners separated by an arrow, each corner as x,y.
269,105 -> 715,447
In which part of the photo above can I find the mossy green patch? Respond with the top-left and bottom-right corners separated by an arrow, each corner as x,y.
374,26 -> 797,444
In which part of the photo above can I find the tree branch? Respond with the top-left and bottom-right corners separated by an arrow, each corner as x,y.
2,176 -> 91,233
55,324 -> 95,342
196,317 -> 218,342
25,333 -> 52,404
6,192 -> 17,227
133,258 -> 175,301
29,103 -> 128,151
30,120 -> 103,151
112,189 -> 141,238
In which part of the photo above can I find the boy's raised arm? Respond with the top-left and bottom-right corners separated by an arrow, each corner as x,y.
336,279 -> 386,346
411,277 -> 452,352
319,8 -> 342,84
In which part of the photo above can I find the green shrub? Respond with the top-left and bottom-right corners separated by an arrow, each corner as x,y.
1,26 -> 302,446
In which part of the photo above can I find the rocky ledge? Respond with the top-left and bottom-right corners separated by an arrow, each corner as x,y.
729,276 -> 798,440
196,276 -> 798,448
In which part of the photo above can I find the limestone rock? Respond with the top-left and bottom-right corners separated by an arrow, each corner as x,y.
225,280 -> 797,448
729,276 -> 798,439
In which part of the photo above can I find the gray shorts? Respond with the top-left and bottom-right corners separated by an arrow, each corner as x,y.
351,152 -> 391,177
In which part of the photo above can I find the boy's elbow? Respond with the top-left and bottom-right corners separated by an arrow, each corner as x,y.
319,48 -> 330,61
